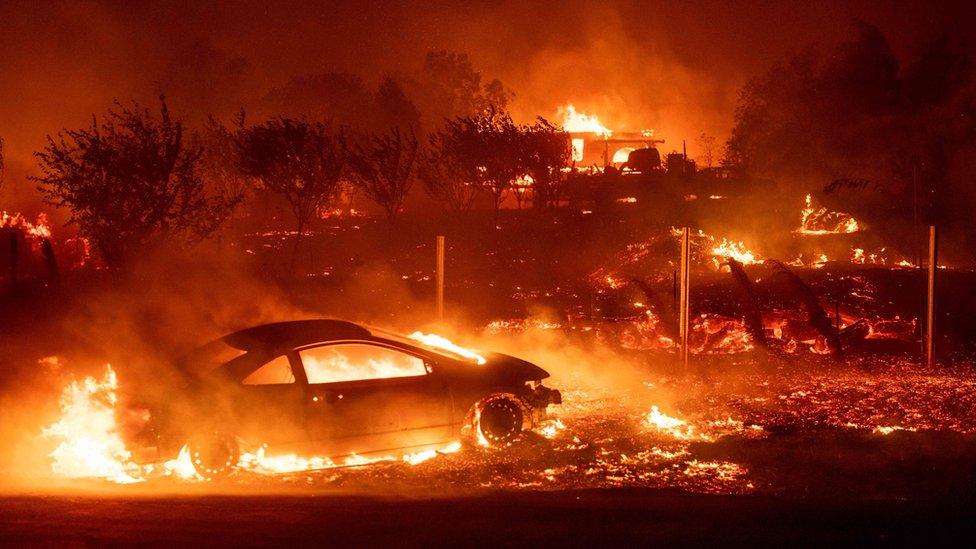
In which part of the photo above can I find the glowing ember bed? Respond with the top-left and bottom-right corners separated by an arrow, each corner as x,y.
145,319 -> 562,477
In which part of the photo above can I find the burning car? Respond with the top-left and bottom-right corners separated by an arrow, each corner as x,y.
148,320 -> 561,477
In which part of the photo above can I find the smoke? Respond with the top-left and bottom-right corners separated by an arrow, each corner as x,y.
4,0 -> 969,211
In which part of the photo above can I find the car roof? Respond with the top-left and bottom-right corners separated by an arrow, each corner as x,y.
221,319 -> 373,352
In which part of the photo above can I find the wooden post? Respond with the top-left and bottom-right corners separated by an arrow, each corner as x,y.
679,227 -> 691,367
435,235 -> 445,321
926,225 -> 937,367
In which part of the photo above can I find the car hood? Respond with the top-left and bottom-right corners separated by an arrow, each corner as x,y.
479,352 -> 550,383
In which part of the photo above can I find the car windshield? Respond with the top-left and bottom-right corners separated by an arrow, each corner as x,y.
368,327 -> 486,364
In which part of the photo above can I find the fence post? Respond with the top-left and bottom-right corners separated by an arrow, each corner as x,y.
436,235 -> 445,322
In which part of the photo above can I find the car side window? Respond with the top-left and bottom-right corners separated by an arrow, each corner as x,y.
300,344 -> 426,384
242,355 -> 296,385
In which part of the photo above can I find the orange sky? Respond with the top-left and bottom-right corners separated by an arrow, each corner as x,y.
0,0 -> 970,209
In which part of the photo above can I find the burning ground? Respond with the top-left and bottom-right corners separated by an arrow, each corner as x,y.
2,202 -> 976,545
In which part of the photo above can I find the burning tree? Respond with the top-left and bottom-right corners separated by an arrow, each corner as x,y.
520,118 -> 571,209
345,127 -> 419,223
32,97 -> 241,266
236,118 -> 344,266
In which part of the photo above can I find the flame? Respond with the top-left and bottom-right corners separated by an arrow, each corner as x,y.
236,439 -> 462,474
42,365 -> 143,483
711,238 -> 759,266
43,360 -> 461,483
42,363 -> 203,483
1,211 -> 52,240
668,228 -> 762,269
407,332 -> 487,365
558,104 -> 612,137
537,418 -> 566,439
646,406 -> 705,440
302,350 -> 428,383
797,194 -> 861,235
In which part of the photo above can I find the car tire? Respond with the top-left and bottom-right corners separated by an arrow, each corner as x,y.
188,432 -> 239,479
474,396 -> 525,447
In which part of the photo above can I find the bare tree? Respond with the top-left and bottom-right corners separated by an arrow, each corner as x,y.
346,127 -> 419,223
696,132 -> 716,168
32,97 -> 241,266
236,117 -> 344,268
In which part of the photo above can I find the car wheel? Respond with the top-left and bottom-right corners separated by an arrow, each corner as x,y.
475,397 -> 525,447
188,432 -> 239,479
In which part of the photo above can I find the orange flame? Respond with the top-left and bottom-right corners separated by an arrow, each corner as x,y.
407,332 -> 487,365
558,104 -> 612,137
797,194 -> 861,235
1,211 -> 51,239
42,359 -> 462,483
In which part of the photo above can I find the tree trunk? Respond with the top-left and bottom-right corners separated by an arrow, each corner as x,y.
290,218 -> 304,277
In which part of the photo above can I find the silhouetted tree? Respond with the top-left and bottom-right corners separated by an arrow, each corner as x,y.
417,146 -> 480,213
32,97 -> 241,266
374,77 -> 421,133
417,51 -> 512,127
346,127 -> 419,223
521,118 -> 571,209
427,105 -> 522,217
199,111 -> 253,221
236,118 -> 344,268
724,22 -> 976,230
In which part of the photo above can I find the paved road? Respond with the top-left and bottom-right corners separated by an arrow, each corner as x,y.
2,489 -> 975,546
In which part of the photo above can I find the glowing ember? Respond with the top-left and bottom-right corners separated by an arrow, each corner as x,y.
408,332 -> 487,364
797,194 -> 861,235
537,418 -> 566,439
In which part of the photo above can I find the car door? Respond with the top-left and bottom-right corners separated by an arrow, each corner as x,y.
231,353 -> 309,450
299,342 -> 453,457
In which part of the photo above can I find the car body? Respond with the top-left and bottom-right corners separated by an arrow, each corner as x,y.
150,319 -> 561,475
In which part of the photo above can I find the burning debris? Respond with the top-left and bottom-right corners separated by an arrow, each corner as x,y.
797,194 -> 861,235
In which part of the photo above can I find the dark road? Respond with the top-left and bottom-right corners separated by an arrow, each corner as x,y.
2,489 -> 975,547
